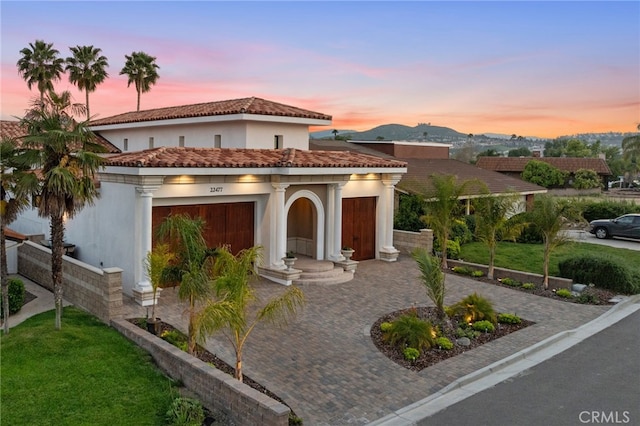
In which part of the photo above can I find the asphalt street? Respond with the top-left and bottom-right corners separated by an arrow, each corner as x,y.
423,309 -> 640,426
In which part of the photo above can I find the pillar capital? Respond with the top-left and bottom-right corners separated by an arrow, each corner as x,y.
135,185 -> 161,195
271,182 -> 290,191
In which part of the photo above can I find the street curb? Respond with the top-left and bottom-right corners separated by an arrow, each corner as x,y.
368,294 -> 640,425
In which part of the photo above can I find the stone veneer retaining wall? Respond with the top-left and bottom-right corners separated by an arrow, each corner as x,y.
17,240 -> 123,323
393,228 -> 433,255
447,259 -> 573,290
112,319 -> 290,426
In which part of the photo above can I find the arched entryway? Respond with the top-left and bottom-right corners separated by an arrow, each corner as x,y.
285,190 -> 325,260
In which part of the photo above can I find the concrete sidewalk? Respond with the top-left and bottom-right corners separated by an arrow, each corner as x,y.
2,275 -> 70,329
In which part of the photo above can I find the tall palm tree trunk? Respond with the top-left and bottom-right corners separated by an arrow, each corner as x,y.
85,90 -> 90,121
1,218 -> 9,334
50,213 -> 65,330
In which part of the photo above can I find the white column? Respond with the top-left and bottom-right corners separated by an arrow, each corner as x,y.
326,184 -> 335,260
380,175 -> 402,261
134,185 -> 160,306
329,183 -> 345,261
272,183 -> 289,268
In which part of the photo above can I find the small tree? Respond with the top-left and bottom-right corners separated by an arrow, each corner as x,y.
144,244 -> 174,323
473,192 -> 524,279
522,160 -> 566,188
1,137 -> 30,334
527,195 -> 579,288
572,169 -> 601,190
210,245 -> 305,382
421,174 -> 480,268
411,247 -> 445,320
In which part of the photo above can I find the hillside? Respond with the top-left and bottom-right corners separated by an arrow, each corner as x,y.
312,123 -> 466,143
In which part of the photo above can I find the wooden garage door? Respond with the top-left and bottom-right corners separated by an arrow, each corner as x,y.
152,202 -> 254,254
342,197 -> 376,261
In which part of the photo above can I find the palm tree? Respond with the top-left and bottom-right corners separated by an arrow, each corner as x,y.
1,137 -> 30,334
622,124 -> 640,181
411,247 -> 445,319
144,244 -> 174,329
65,45 -> 109,120
16,91 -> 104,329
155,214 -> 218,353
421,174 -> 479,269
120,51 -> 160,111
526,195 -> 578,289
17,40 -> 64,102
473,191 -> 524,279
209,245 -> 305,382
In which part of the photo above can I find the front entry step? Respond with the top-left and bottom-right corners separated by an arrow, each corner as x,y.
292,257 -> 355,286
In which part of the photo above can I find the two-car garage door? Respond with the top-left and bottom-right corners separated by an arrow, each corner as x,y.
152,202 -> 254,254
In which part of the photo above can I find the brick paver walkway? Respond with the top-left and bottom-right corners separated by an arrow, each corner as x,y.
121,256 -> 609,425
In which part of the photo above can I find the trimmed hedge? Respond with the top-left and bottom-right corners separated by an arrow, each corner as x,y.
558,255 -> 639,294
582,201 -> 640,223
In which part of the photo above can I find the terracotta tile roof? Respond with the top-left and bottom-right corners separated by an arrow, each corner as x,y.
398,158 -> 547,197
475,156 -> 612,175
4,227 -> 27,242
90,97 -> 332,127
0,120 -> 121,154
106,147 -> 407,169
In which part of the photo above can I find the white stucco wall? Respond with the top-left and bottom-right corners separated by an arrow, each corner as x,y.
94,120 -> 311,151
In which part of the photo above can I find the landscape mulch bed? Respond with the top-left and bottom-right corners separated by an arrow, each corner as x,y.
370,306 -> 534,371
128,318 -> 298,425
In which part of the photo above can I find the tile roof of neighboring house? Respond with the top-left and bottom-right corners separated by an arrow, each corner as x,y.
105,147 -> 407,169
310,139 -> 546,196
0,120 -> 121,154
475,156 -> 612,175
4,227 -> 27,242
398,158 -> 547,197
90,97 -> 332,127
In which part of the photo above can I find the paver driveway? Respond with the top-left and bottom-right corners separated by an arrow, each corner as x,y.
122,256 -> 609,425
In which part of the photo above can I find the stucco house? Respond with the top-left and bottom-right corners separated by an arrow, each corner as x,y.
7,97 -> 407,305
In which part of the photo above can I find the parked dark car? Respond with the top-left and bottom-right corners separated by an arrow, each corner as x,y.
589,214 -> 640,240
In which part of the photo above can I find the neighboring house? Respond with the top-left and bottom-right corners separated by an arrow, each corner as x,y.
310,140 -> 547,213
475,156 -> 613,190
7,97 -> 407,304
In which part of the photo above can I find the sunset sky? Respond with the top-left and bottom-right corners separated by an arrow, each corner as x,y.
1,1 -> 639,138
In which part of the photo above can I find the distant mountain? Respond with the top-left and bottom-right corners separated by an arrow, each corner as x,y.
311,123 -> 466,142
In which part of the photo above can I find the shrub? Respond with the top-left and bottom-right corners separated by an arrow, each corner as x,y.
0,278 -> 25,316
558,255 -> 639,294
522,282 -> 536,290
380,322 -> 393,332
435,337 -> 454,350
522,160 -> 567,188
403,347 -> 420,361
576,292 -> 599,304
166,397 -> 205,426
456,326 -> 480,339
555,288 -> 573,298
447,293 -> 497,324
472,320 -> 495,333
451,218 -> 473,245
498,313 -> 522,324
581,200 -> 639,223
383,313 -> 435,352
500,277 -> 520,287
452,266 -> 472,275
572,169 -> 601,189
470,270 -> 484,277
161,330 -> 189,352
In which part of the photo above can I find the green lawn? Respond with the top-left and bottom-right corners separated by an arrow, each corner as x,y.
1,307 -> 175,426
459,241 -> 640,277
